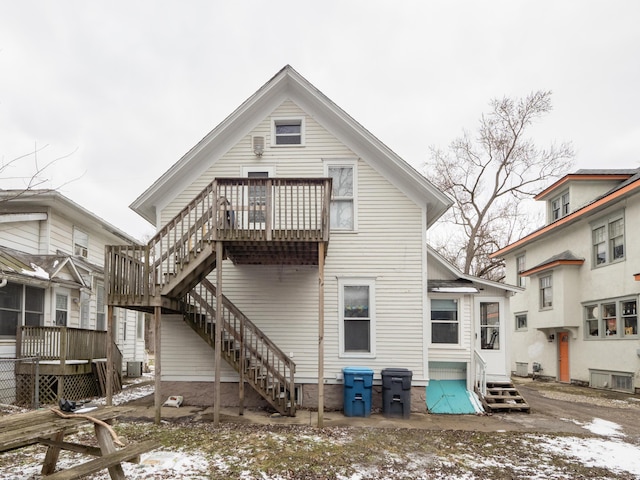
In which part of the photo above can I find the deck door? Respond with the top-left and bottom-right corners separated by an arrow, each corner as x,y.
242,167 -> 274,230
475,297 -> 507,378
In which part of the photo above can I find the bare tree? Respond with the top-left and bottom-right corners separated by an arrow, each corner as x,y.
1,143 -> 79,203
426,91 -> 574,281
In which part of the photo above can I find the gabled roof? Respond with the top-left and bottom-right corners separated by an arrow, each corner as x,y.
427,245 -> 521,294
0,245 -> 88,289
535,169 -> 637,201
131,65 -> 452,228
493,167 -> 640,258
520,250 -> 585,277
0,190 -> 140,245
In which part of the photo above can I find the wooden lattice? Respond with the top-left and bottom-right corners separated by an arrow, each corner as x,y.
59,373 -> 99,401
15,374 -> 35,406
37,374 -> 59,404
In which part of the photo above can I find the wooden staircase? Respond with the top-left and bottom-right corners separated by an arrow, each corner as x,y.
182,279 -> 296,416
106,178 -> 332,417
479,380 -> 530,413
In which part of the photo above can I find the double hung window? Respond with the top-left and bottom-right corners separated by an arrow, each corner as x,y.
339,278 -> 375,356
273,118 -> 304,145
540,275 -> 552,309
73,228 -> 89,258
327,163 -> 356,231
592,213 -> 625,267
431,299 -> 459,344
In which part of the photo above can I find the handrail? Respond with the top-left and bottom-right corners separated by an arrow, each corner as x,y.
184,278 -> 296,415
106,177 -> 331,305
473,349 -> 487,397
18,326 -> 123,376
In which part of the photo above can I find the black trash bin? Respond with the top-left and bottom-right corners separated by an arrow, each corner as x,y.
381,368 -> 412,418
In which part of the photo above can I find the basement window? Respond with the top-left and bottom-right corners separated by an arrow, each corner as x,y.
590,369 -> 634,393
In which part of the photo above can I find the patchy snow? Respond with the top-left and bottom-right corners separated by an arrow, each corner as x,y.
537,435 -> 640,477
93,374 -> 155,406
22,264 -> 49,279
561,416 -> 626,437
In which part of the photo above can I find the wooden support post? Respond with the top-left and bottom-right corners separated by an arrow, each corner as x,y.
105,312 -> 113,406
239,316 -> 244,416
214,241 -> 223,425
317,241 -> 325,428
154,306 -> 162,425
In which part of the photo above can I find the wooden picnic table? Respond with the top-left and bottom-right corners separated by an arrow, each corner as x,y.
0,406 -> 158,480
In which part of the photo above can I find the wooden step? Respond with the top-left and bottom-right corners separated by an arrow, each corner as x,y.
480,380 -> 530,413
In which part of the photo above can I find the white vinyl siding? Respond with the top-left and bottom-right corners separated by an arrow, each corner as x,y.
159,100 -> 428,382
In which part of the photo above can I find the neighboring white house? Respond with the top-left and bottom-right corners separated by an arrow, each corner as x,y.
0,190 -> 147,373
492,168 -> 640,394
110,65 -> 518,416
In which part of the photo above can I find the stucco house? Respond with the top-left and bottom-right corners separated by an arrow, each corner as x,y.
492,168 -> 640,393
106,65 -> 520,420
0,190 -> 146,403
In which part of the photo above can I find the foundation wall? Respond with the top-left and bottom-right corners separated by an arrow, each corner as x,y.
160,381 -> 427,413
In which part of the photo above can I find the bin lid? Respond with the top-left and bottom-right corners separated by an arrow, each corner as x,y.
343,366 -> 374,375
381,368 -> 412,376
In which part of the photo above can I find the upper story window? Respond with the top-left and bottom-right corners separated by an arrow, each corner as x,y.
73,227 -> 89,258
591,212 -> 624,267
540,275 -> 552,309
326,160 -> 357,231
516,254 -> 526,288
585,298 -> 637,340
431,299 -> 459,344
272,118 -> 304,146
550,191 -> 570,221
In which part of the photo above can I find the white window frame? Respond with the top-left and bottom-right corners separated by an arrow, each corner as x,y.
271,117 -> 305,147
338,277 -> 376,358
73,227 -> 89,258
96,279 -> 106,331
324,159 -> 358,232
430,297 -> 460,346
54,290 -> 70,327
591,211 -> 625,268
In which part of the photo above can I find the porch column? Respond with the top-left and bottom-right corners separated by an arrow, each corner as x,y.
106,308 -> 113,406
214,241 -> 223,425
154,306 -> 162,425
317,241 -> 325,428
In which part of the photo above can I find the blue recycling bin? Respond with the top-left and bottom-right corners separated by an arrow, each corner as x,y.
343,367 -> 374,417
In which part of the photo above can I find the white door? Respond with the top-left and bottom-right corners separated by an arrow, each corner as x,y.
474,297 -> 508,378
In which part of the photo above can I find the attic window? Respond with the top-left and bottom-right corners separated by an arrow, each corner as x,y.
273,118 -> 304,146
551,191 -> 570,221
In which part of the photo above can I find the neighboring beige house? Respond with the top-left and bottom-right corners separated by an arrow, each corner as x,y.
106,65 -> 519,418
0,190 -> 147,403
492,168 -> 640,394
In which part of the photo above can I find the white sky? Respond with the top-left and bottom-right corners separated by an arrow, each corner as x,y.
1,1 -> 639,240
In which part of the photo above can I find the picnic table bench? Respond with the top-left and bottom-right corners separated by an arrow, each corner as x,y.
0,406 -> 159,480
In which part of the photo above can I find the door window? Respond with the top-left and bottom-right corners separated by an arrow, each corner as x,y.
480,301 -> 500,350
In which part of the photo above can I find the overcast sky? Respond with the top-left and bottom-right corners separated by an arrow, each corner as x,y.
1,1 -> 639,240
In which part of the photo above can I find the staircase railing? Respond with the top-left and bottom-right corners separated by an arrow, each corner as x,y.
106,177 -> 331,306
184,279 -> 296,415
473,349 -> 487,397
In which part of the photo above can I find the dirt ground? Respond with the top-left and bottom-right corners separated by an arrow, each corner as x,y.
121,377 -> 640,443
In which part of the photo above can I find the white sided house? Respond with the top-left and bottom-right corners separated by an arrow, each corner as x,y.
106,65 -> 520,419
0,190 -> 146,404
492,168 -> 640,394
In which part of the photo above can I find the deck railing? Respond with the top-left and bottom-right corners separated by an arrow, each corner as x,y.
106,177 -> 331,304
17,326 -> 123,374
